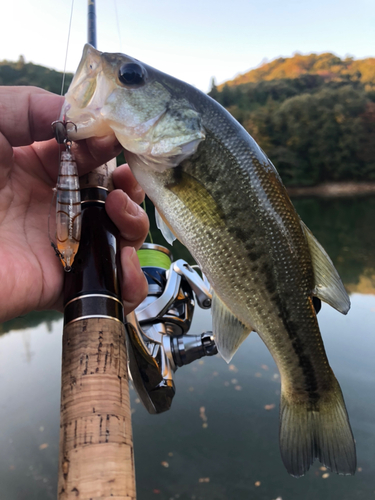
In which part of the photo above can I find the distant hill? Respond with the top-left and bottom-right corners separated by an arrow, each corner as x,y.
220,52 -> 375,88
0,56 -> 73,94
210,53 -> 375,186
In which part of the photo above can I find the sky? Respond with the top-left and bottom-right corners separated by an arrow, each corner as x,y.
2,0 -> 375,92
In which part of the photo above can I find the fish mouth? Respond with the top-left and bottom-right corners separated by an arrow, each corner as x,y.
60,43 -> 115,141
60,102 -> 102,140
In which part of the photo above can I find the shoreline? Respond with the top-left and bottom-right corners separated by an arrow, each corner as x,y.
286,182 -> 375,198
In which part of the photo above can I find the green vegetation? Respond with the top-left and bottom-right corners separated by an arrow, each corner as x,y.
209,53 -> 375,186
0,55 -> 73,94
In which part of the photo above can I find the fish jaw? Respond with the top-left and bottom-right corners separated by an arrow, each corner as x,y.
62,44 -> 205,169
60,44 -> 114,139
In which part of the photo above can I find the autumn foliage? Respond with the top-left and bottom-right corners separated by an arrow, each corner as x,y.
210,53 -> 375,186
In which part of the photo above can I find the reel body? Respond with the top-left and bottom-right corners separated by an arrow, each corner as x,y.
126,244 -> 217,414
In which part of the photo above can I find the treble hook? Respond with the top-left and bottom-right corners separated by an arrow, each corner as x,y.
51,118 -> 78,145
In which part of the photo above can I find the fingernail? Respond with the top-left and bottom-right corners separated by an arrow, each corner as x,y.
112,142 -> 123,156
134,184 -> 144,196
94,135 -> 113,148
95,135 -> 121,154
123,246 -> 136,265
125,246 -> 144,275
129,246 -> 137,260
124,194 -> 140,216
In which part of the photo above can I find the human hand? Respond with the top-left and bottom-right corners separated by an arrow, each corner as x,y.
0,86 -> 149,323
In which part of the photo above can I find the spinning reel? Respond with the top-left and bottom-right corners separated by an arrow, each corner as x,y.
126,243 -> 217,414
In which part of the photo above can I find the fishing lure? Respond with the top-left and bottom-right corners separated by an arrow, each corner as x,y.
50,120 -> 81,272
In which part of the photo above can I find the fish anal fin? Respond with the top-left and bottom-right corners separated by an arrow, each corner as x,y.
155,208 -> 177,245
212,292 -> 252,363
280,379 -> 356,477
301,221 -> 350,314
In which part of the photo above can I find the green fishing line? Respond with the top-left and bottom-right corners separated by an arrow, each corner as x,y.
137,249 -> 171,269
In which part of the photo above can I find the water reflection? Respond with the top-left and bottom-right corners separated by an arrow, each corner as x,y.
294,196 -> 375,293
0,317 -> 63,500
0,196 -> 375,500
0,310 -> 62,337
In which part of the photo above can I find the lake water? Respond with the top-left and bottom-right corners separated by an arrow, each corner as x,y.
0,196 -> 375,500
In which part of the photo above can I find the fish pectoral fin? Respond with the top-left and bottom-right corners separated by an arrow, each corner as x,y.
279,377 -> 356,477
155,208 -> 177,245
212,292 -> 252,363
301,220 -> 350,314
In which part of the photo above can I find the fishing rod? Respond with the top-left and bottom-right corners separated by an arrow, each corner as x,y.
56,1 -> 136,498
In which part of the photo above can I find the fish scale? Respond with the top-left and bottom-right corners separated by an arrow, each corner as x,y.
62,43 -> 356,478
157,131 -> 326,393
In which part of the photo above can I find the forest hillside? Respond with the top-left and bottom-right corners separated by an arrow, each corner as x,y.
0,56 -> 73,94
210,53 -> 375,186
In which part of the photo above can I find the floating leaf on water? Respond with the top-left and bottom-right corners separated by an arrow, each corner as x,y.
358,467 -> 363,472
161,461 -> 169,468
273,373 -> 280,380
198,360 -> 204,365
322,473 -> 330,479
153,489 -> 161,494
254,481 -> 261,487
39,443 -> 48,450
135,398 -> 141,404
264,404 -> 276,410
229,364 -> 238,372
261,364 -> 269,370
235,385 -> 242,391
202,423 -> 208,428
255,372 -> 262,378
320,466 -> 327,471
199,477 -> 210,483
231,378 -> 238,384
199,407 -> 208,422
168,452 -> 174,457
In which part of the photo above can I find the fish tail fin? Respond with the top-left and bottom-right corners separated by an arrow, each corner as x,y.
279,378 -> 356,477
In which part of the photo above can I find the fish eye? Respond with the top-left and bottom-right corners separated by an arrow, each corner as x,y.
118,63 -> 146,86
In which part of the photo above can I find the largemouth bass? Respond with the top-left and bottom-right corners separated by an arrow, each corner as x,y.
61,44 -> 356,477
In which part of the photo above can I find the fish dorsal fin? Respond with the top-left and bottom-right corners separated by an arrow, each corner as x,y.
155,208 -> 176,245
212,292 -> 252,363
301,221 -> 350,315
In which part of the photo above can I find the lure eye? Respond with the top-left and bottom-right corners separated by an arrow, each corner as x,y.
118,63 -> 146,86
